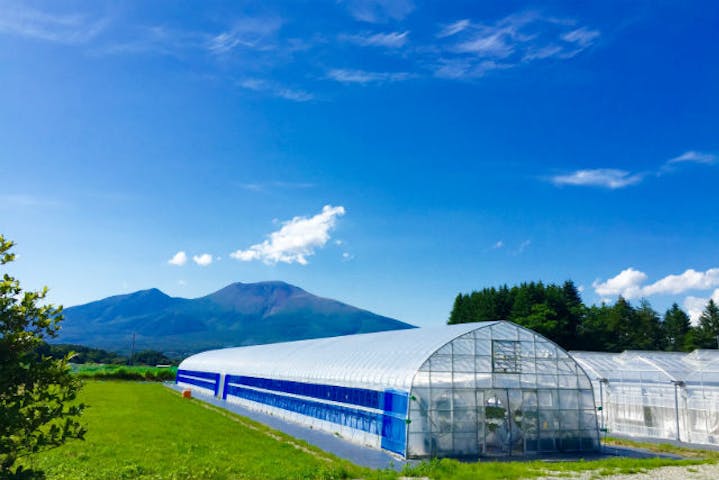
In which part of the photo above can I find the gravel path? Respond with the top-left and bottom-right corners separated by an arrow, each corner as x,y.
542,463 -> 719,480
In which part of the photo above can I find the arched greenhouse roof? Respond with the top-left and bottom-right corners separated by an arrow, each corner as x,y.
570,350 -> 719,386
180,322 -> 502,390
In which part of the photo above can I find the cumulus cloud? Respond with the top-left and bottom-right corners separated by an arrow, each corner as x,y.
593,268 -> 648,299
168,251 -> 187,266
192,253 -> 213,266
230,205 -> 346,265
492,240 -> 504,249
684,289 -> 719,324
594,267 -> 719,300
644,268 -> 719,296
550,169 -> 644,189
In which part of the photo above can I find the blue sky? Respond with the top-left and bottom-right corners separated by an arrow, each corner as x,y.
1,0 -> 718,327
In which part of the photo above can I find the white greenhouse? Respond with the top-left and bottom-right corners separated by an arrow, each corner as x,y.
177,321 -> 600,458
571,350 -> 719,445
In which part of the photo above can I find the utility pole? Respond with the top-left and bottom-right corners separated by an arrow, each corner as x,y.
129,332 -> 136,366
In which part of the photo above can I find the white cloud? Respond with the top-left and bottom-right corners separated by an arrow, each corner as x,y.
207,16 -> 283,54
516,239 -> 531,254
667,150 -> 716,165
437,19 -> 471,38
342,252 -> 355,261
0,3 -> 106,44
431,12 -> 600,79
276,88 -> 314,102
561,27 -> 600,47
685,289 -> 719,325
230,205 -> 346,265
593,268 -> 648,299
343,0 -> 415,23
493,240 -> 504,249
327,68 -> 410,84
550,169 -> 644,189
192,253 -> 213,267
644,268 -> 719,296
342,30 -> 409,48
594,267 -> 719,300
168,251 -> 187,266
551,150 -> 716,190
237,78 -> 314,102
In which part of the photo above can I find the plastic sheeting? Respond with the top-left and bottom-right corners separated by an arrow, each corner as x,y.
571,350 -> 719,445
178,321 -> 599,458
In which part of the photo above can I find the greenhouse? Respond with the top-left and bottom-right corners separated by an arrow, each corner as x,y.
570,350 -> 719,445
177,321 -> 600,458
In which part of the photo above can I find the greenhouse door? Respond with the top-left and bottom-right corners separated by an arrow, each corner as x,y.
481,389 -> 511,455
479,389 -> 526,456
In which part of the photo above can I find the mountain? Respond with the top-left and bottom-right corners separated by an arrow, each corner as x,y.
57,281 -> 415,355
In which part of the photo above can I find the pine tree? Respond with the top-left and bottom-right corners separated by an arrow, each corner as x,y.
663,303 -> 693,352
635,300 -> 663,350
605,296 -> 639,352
696,299 -> 719,349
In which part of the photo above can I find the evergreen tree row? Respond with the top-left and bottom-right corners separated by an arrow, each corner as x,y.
448,281 -> 719,352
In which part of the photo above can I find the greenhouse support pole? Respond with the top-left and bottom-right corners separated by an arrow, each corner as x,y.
672,381 -> 685,442
598,379 -> 606,432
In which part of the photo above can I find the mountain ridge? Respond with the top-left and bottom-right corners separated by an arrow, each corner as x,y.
57,281 -> 415,355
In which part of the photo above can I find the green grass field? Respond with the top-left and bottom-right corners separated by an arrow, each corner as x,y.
20,381 -> 716,480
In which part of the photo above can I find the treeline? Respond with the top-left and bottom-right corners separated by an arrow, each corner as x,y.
35,343 -> 177,366
448,281 -> 719,352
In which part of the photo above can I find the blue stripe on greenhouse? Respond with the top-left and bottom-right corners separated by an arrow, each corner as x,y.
176,369 -> 220,396
224,374 -> 384,410
223,378 -> 408,456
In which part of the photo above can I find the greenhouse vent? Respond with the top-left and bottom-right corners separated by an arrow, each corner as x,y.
571,350 -> 719,445
177,321 -> 600,458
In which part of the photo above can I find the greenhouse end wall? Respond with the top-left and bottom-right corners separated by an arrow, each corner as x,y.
571,350 -> 719,446
177,321 -> 600,459
407,322 -> 599,457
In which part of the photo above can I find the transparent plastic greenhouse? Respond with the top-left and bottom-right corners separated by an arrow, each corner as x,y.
177,321 -> 600,458
571,350 -> 719,445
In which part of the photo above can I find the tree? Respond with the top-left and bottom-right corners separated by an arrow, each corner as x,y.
696,299 -> 719,349
634,300 -> 664,350
0,235 -> 85,478
604,296 -> 639,352
663,303 -> 693,352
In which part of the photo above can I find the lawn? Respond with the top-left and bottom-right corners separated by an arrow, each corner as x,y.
20,381 -> 716,480
21,381 -> 376,480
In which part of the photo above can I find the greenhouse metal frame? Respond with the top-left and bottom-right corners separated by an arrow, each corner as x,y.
570,350 -> 719,445
177,321 -> 600,458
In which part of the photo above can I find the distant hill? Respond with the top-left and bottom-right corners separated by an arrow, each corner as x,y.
57,281 -> 415,355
